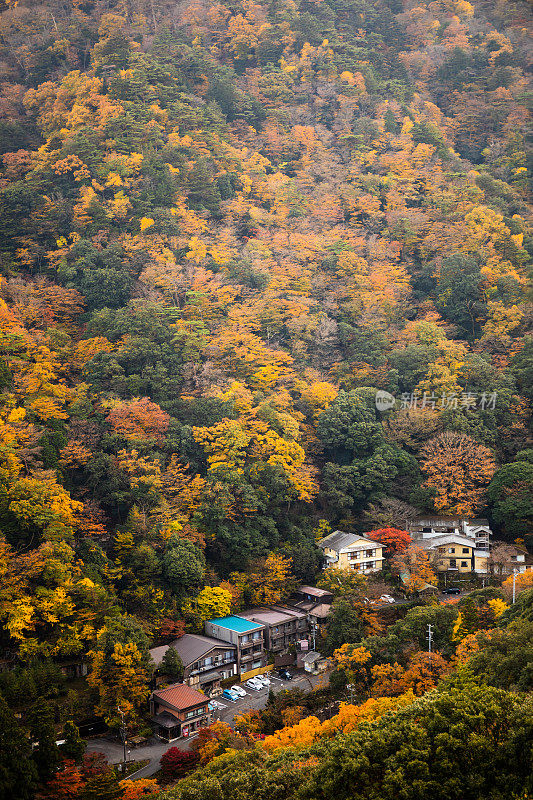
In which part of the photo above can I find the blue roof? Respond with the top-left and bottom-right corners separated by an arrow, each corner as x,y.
208,615 -> 263,633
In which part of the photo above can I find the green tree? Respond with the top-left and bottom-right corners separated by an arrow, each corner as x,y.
486,450 -> 533,541
466,622 -> 533,691
162,538 -> 205,599
305,685 -> 532,800
28,698 -> 60,784
160,647 -> 184,681
0,694 -> 37,800
324,599 -> 365,656
61,720 -> 86,762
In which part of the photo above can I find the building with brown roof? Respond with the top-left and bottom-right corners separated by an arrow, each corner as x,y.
150,682 -> 211,741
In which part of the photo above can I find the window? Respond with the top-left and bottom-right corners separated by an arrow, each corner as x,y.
365,549 -> 374,558
204,657 -> 213,667
351,563 -> 359,570
462,548 -> 469,554
225,650 -> 233,660
449,559 -> 456,567
241,634 -> 249,644
348,551 -> 357,560
448,548 -> 455,554
252,632 -> 261,640
366,562 -> 375,569
461,561 -> 468,567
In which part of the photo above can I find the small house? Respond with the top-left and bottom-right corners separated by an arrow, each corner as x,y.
150,683 -> 211,741
318,531 -> 385,573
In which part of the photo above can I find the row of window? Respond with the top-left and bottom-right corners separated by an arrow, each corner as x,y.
241,632 -> 262,643
192,651 -> 235,671
185,706 -> 207,719
351,562 -> 376,570
438,547 -> 471,554
348,549 -> 377,559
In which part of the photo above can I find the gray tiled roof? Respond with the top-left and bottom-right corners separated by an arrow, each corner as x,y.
318,530 -> 383,552
318,530 -> 360,551
297,586 -> 333,598
150,634 -> 235,668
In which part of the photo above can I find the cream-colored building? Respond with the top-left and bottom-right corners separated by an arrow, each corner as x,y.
426,535 -> 476,573
407,517 -> 491,574
318,530 -> 385,573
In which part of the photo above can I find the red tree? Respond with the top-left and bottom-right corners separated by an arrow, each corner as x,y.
366,527 -> 412,555
42,760 -> 84,799
160,747 -> 200,779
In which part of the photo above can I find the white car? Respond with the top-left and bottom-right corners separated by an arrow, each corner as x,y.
230,684 -> 247,697
379,594 -> 395,604
255,674 -> 271,687
246,677 -> 263,691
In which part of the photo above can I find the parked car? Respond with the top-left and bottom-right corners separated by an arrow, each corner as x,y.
256,674 -> 271,687
246,677 -> 263,691
278,668 -> 293,680
222,688 -> 239,702
230,684 -> 247,697
379,594 -> 395,604
442,587 -> 461,595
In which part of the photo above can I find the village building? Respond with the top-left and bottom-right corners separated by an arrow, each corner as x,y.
407,517 -> 491,574
204,615 -> 267,680
150,683 -> 211,741
149,634 -> 237,696
318,531 -> 385,573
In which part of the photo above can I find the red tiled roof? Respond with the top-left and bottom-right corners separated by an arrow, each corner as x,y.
153,683 -> 207,711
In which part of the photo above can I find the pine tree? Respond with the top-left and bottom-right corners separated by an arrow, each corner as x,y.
0,694 -> 37,800
62,720 -> 86,762
161,646 -> 184,681
28,698 -> 60,784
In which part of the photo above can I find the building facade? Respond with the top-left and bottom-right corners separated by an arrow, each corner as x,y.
204,615 -> 266,679
240,606 -> 309,655
150,683 -> 211,741
150,634 -> 237,696
407,517 -> 491,574
318,531 -> 385,573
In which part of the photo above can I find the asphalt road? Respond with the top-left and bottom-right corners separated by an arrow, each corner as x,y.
85,670 -> 326,780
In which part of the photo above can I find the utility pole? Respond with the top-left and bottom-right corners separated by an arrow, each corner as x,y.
117,707 -> 127,774
512,569 -> 517,604
427,624 -> 433,669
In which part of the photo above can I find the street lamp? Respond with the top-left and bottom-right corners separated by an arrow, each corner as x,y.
117,707 -> 127,775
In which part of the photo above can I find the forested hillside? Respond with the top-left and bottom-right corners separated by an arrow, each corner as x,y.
0,0 -> 532,787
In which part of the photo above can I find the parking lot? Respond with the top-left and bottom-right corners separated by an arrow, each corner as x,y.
209,670 -> 326,724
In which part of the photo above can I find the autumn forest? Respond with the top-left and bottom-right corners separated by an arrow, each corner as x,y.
0,0 -> 532,796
